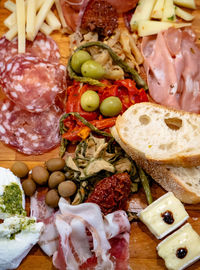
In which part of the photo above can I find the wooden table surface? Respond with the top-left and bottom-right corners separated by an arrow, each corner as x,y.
0,1 -> 200,269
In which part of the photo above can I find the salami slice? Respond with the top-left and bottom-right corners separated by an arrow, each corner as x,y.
26,32 -> 60,63
0,99 -> 63,155
1,54 -> 66,112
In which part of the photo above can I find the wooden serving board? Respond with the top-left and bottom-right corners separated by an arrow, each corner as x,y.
0,1 -> 200,269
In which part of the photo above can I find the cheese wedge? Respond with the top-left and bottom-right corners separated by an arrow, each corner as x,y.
138,192 -> 189,239
157,223 -> 200,270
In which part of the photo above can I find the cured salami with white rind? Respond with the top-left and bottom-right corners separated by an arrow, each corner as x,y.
0,99 -> 63,155
1,54 -> 66,112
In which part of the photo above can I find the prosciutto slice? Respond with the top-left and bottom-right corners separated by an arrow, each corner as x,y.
141,28 -> 200,113
53,198 -> 131,270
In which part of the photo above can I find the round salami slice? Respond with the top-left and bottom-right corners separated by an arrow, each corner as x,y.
1,54 -> 66,112
26,32 -> 60,63
0,99 -> 63,155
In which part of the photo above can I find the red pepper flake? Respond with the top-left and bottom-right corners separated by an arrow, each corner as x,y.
86,173 -> 131,215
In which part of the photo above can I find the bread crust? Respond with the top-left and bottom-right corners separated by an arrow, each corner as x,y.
115,102 -> 200,167
111,126 -> 200,204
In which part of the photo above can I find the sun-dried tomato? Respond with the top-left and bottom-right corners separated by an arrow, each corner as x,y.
86,173 -> 131,215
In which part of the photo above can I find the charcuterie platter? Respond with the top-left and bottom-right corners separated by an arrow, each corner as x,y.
0,0 -> 200,269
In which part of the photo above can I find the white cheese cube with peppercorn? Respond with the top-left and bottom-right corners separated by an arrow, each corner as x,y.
157,223 -> 200,270
138,192 -> 189,239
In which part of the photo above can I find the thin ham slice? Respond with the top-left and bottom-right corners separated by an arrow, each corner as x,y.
141,28 -> 200,113
30,191 -> 59,256
53,198 -> 130,270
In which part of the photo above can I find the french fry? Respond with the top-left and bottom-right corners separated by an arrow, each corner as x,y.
162,0 -> 176,22
4,24 -> 17,41
175,6 -> 194,21
26,0 -> 36,41
173,0 -> 196,9
33,0 -> 55,40
138,20 -> 191,37
151,0 -> 165,19
16,0 -> 26,53
130,0 -> 156,31
4,0 -> 15,12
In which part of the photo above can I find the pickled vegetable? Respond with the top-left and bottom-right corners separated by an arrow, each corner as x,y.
71,50 -> 91,73
46,158 -> 65,172
81,90 -> 100,112
45,189 -> 60,208
11,161 -> 29,178
31,166 -> 49,185
48,171 -> 65,189
100,96 -> 122,116
58,181 -> 77,198
81,60 -> 105,80
22,179 -> 36,196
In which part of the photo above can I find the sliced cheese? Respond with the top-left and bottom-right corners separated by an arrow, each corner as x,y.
157,223 -> 200,270
33,0 -> 55,40
46,10 -> 61,30
138,192 -> 189,239
175,6 -> 194,21
173,0 -> 196,9
40,22 -> 53,36
16,0 -> 26,53
151,0 -> 165,19
138,20 -> 191,36
130,0 -> 156,31
4,25 -> 18,41
4,12 -> 16,28
162,0 -> 176,22
26,0 -> 36,41
4,0 -> 16,12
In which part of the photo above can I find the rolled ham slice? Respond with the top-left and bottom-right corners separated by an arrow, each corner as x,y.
141,28 -> 200,113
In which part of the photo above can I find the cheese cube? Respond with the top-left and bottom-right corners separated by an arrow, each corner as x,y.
157,223 -> 200,270
138,192 -> 189,239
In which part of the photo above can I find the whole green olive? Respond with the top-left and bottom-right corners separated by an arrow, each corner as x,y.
11,161 -> 29,178
45,189 -> 60,208
81,60 -> 105,80
48,171 -> 65,189
31,166 -> 49,185
46,158 -> 65,172
71,50 -> 91,73
81,90 -> 100,112
22,179 -> 36,196
100,96 -> 122,117
58,181 -> 77,198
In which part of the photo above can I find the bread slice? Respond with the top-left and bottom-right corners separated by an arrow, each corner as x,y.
111,126 -> 200,204
115,102 -> 200,167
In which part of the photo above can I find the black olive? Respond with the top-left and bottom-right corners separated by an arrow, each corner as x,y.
161,210 -> 174,224
176,247 -> 188,259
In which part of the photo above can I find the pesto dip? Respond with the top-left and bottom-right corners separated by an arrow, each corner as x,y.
0,183 -> 26,216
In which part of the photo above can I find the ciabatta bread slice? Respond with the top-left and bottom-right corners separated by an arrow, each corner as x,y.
115,102 -> 200,167
111,126 -> 200,204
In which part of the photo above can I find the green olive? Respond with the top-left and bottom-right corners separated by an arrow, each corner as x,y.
58,181 -> 77,198
45,189 -> 60,208
81,90 -> 100,112
100,96 -> 122,117
46,158 -> 65,172
22,179 -> 36,196
11,161 -> 29,178
31,166 -> 49,185
48,171 -> 65,189
71,50 -> 91,73
81,60 -> 105,80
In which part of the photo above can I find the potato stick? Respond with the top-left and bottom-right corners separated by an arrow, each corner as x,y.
16,0 -> 26,53
4,0 -> 15,12
46,10 -> 61,30
4,24 -> 17,41
33,0 -> 55,40
4,12 -> 16,28
26,0 -> 36,41
40,22 -> 53,35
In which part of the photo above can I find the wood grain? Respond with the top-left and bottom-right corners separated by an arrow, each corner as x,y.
0,0 -> 200,269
